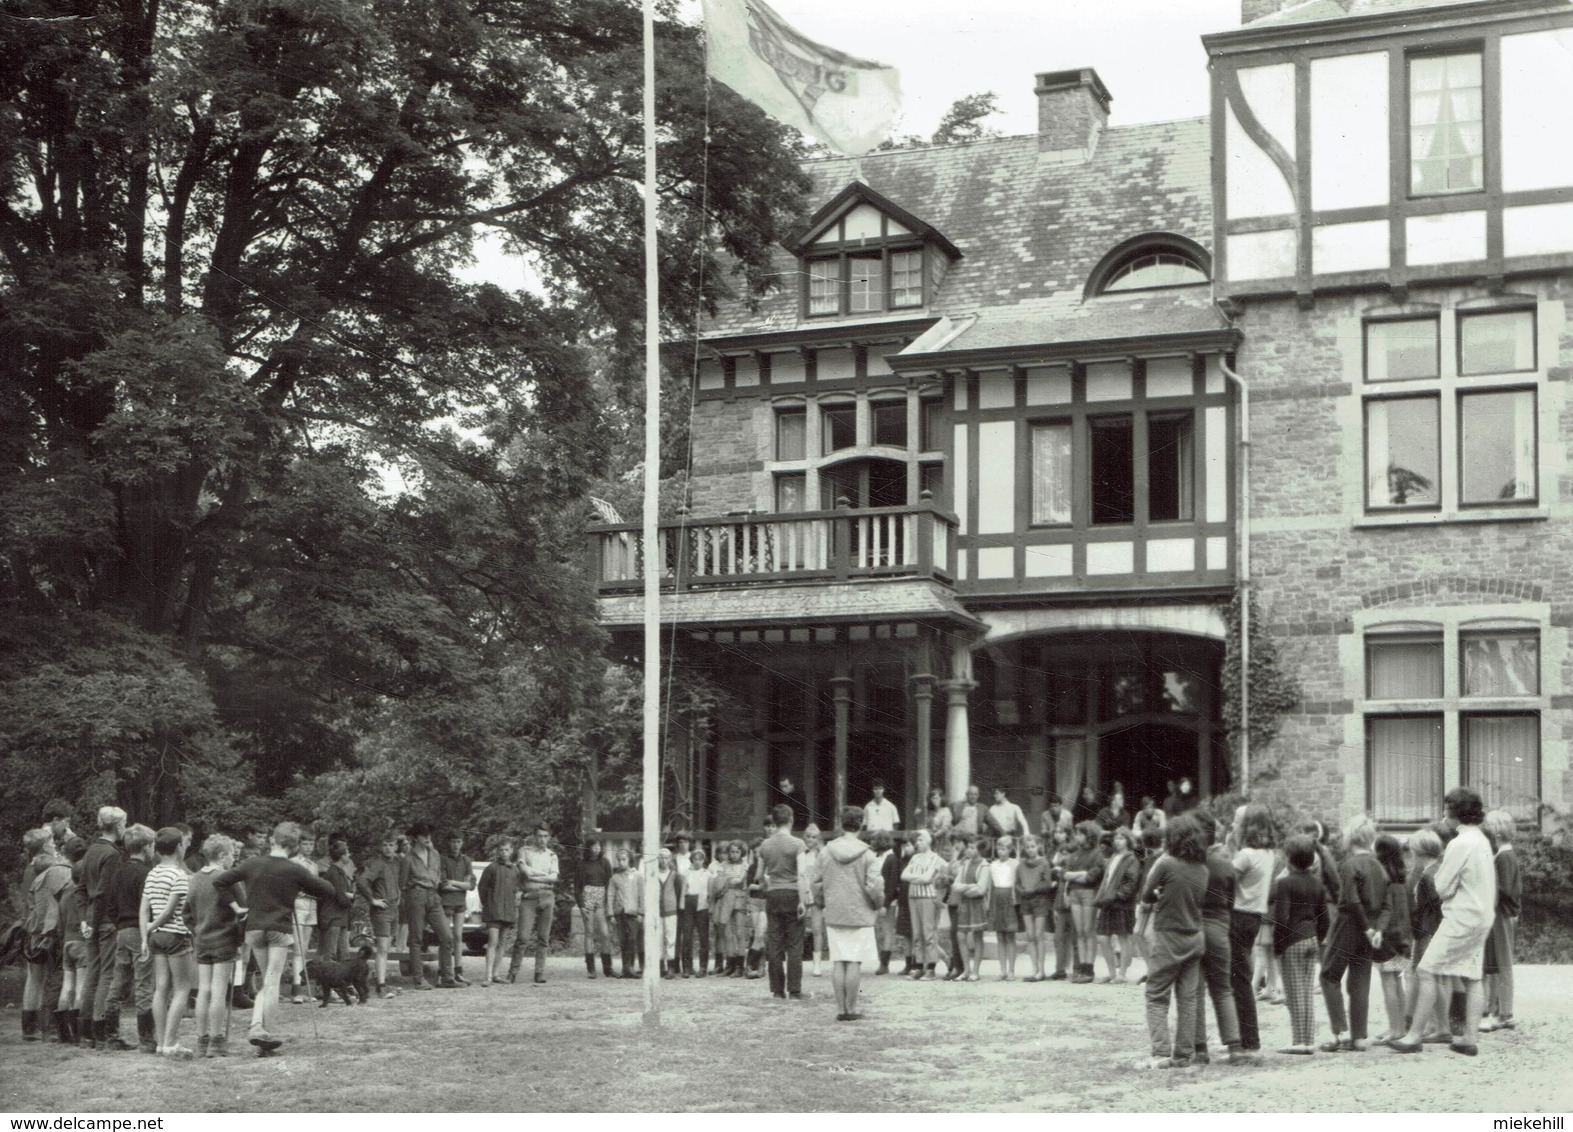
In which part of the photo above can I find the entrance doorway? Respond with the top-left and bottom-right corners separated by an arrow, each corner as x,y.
1098,722 -> 1204,807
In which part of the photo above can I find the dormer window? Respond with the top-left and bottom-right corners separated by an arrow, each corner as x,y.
792,185 -> 960,320
1085,233 -> 1211,298
807,247 -> 924,317
1103,252 -> 1207,292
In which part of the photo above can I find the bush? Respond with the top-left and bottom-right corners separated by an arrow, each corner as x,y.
1516,835 -> 1573,964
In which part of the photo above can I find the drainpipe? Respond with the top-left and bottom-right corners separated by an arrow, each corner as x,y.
1218,355 -> 1250,795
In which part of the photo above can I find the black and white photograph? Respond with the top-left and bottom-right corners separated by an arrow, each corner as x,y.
2,0 -> 1571,1117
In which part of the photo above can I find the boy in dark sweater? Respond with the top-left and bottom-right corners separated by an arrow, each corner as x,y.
213,821 -> 348,1053
356,835 -> 402,998
105,824 -> 156,1052
78,805 -> 126,1049
1272,835 -> 1329,1053
1318,820 -> 1387,1051
1139,815 -> 1210,1068
1192,813 -> 1253,1065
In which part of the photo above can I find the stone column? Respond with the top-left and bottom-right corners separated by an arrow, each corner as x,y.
941,679 -> 975,803
911,674 -> 935,814
830,671 -> 853,821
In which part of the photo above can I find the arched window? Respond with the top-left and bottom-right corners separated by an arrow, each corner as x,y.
1086,234 -> 1211,298
1103,251 -> 1208,292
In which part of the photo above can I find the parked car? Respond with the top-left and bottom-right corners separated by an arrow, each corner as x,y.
421,861 -> 488,955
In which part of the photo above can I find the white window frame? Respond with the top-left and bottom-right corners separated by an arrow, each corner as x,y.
1355,607 -> 1548,826
1357,303 -> 1548,524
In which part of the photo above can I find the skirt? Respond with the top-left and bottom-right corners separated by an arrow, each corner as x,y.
957,896 -> 988,934
1096,903 -> 1135,936
1380,953 -> 1411,975
1418,917 -> 1490,979
987,892 -> 1019,934
826,925 -> 879,965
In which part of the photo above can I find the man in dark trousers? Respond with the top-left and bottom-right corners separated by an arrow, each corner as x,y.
78,806 -> 126,1050
400,821 -> 460,989
213,821 -> 350,1054
758,803 -> 812,1001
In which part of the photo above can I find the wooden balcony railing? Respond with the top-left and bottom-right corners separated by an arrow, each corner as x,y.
590,501 -> 957,592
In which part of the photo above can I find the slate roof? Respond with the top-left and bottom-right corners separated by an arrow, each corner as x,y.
700,116 -> 1227,355
1250,0 -> 1500,26
597,578 -> 983,630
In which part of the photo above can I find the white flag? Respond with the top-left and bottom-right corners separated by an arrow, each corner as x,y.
702,0 -> 902,157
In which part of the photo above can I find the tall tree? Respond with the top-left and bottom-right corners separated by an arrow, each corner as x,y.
0,0 -> 811,834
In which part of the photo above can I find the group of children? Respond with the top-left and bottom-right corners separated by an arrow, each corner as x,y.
17,789 -> 1525,1065
1137,793 -> 1523,1068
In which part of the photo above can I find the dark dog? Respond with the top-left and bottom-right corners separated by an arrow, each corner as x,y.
306,945 -> 372,1007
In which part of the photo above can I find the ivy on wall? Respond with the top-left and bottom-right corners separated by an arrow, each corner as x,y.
1221,589 -> 1302,785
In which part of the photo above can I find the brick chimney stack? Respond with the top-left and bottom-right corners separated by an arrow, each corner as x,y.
1035,68 -> 1111,163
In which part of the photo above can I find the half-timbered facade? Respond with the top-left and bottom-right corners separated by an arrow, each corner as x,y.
589,0 -> 1573,840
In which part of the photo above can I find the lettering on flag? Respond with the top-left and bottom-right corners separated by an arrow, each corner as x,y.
702,0 -> 901,157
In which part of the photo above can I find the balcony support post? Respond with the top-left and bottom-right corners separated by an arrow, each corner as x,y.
830,654 -> 853,822
912,673 -> 935,821
941,643 -> 976,804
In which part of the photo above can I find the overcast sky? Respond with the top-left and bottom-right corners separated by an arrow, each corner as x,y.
463,1 -> 1246,287
680,0 -> 1245,136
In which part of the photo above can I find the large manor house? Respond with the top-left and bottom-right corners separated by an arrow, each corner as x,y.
589,0 -> 1573,840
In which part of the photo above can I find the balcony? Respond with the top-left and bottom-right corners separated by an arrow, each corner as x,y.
590,501 -> 957,593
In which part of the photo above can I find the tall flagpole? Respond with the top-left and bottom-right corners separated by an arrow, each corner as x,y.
640,0 -> 662,1027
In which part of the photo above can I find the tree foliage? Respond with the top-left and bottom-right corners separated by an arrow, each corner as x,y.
0,0 -> 811,847
875,91 -> 1004,151
931,91 -> 1003,146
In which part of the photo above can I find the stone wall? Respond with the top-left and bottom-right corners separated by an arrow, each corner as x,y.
1237,276 -> 1573,824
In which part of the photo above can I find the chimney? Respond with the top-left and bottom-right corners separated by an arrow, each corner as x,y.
1035,68 -> 1111,163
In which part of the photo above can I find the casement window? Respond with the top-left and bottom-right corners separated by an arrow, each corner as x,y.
1084,411 -> 1194,526
871,400 -> 907,447
775,473 -> 807,513
919,398 -> 943,452
1367,715 -> 1445,825
1365,624 -> 1542,823
820,403 -> 856,453
1031,422 -> 1073,526
1362,309 -> 1539,513
805,248 -> 924,317
1409,51 -> 1484,196
775,408 -> 806,461
1462,714 -> 1539,822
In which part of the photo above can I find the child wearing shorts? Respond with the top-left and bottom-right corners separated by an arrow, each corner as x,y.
141,827 -> 196,1058
188,834 -> 244,1058
56,838 -> 89,1045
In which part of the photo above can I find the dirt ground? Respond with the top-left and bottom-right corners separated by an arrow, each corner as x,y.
3,958 -> 1570,1113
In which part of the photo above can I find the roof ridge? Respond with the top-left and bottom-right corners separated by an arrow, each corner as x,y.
801,115 -> 1211,166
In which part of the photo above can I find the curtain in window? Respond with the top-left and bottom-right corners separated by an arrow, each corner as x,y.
1031,423 -> 1072,525
1461,390 -> 1536,503
1463,715 -> 1539,821
1460,311 -> 1535,374
1462,632 -> 1539,696
1369,716 -> 1443,823
776,411 -> 806,461
1366,398 -> 1439,507
1366,637 -> 1443,699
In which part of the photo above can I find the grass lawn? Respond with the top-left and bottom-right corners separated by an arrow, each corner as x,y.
5,958 -> 1572,1112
